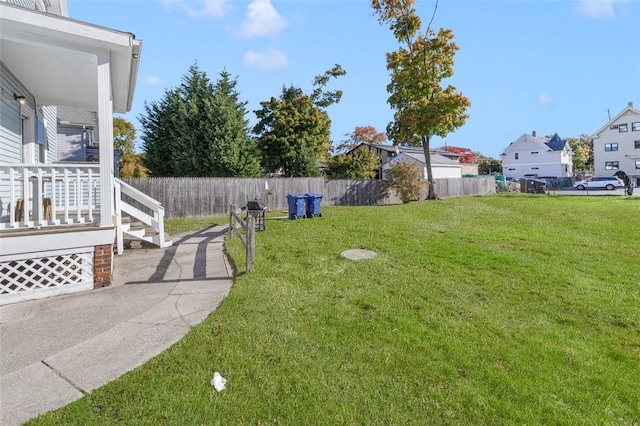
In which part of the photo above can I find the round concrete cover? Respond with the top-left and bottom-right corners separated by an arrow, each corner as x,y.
340,249 -> 378,260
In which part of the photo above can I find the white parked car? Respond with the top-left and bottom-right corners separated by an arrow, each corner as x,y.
573,176 -> 625,190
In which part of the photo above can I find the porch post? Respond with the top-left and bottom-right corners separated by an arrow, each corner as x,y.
97,54 -> 114,227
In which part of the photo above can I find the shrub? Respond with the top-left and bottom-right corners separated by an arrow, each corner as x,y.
384,161 -> 424,203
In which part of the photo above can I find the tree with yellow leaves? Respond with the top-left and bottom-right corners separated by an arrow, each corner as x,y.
372,0 -> 470,199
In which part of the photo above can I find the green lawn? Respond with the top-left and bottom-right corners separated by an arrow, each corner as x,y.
30,194 -> 640,425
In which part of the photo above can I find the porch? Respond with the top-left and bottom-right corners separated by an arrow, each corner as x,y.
0,163 -> 171,305
0,1 -> 152,306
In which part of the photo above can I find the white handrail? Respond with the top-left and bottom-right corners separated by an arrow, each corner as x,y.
115,177 -> 162,212
113,178 -> 170,254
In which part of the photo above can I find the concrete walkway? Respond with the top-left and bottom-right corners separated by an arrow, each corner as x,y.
0,225 -> 233,426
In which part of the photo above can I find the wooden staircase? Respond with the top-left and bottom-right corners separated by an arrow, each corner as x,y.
114,178 -> 172,254
120,217 -> 171,248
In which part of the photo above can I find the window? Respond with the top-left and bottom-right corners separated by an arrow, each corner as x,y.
636,161 -> 640,169
37,119 -> 46,144
610,124 -> 619,130
531,151 -> 538,154
531,167 -> 539,170
507,168 -> 515,171
619,124 -> 628,133
514,153 -> 518,160
635,140 -> 640,149
633,122 -> 640,131
605,143 -> 618,152
605,161 -> 619,170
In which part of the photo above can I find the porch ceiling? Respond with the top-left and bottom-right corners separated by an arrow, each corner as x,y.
0,3 -> 141,113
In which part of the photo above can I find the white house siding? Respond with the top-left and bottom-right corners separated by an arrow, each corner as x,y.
592,104 -> 640,186
382,153 -> 463,180
503,155 -> 569,178
559,149 -> 572,176
0,61 -> 26,164
427,165 -> 462,179
0,61 -> 38,219
41,106 -> 57,163
57,126 -> 89,162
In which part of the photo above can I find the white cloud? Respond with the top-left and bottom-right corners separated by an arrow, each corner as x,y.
163,0 -> 232,19
537,92 -> 553,106
145,76 -> 162,86
239,0 -> 288,38
201,0 -> 233,18
578,0 -> 616,19
243,48 -> 288,71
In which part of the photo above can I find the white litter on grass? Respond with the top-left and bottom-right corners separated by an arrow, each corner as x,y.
211,372 -> 227,392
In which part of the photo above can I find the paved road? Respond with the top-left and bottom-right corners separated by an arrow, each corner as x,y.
548,188 -> 635,196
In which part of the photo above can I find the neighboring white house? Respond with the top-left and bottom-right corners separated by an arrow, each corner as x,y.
348,143 -> 468,179
56,106 -> 123,176
0,0 -> 169,305
591,102 -> 640,187
500,132 -> 573,178
56,106 -> 97,162
381,152 -> 463,179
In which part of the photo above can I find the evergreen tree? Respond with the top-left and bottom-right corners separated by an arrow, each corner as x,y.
140,63 -> 261,177
206,71 -> 262,177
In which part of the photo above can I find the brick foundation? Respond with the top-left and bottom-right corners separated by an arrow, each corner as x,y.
94,244 -> 113,288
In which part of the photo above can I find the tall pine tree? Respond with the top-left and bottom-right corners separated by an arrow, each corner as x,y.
206,70 -> 262,177
140,63 -> 261,177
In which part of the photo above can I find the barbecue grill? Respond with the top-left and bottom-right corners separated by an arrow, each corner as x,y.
245,199 -> 267,231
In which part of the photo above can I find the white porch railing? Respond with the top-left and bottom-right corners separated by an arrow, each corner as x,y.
114,178 -> 172,255
0,163 -> 101,230
0,165 -> 171,253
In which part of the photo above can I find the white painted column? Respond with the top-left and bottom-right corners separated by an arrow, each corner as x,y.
97,54 -> 114,227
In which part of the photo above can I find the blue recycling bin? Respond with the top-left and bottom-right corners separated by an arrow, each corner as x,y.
286,194 -> 306,219
304,193 -> 323,218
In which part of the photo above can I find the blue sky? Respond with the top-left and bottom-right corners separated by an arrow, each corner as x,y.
69,0 -> 639,158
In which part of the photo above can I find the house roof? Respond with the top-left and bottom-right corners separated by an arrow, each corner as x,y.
501,134 -> 549,155
353,142 -> 461,159
57,106 -> 97,126
591,102 -> 640,138
0,2 -> 141,112
501,133 -> 569,155
396,152 -> 462,166
545,133 -> 570,151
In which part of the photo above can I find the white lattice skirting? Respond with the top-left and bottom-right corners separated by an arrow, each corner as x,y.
0,248 -> 94,305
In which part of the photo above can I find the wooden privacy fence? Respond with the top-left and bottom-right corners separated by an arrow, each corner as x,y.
122,177 -> 496,219
229,204 -> 255,271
